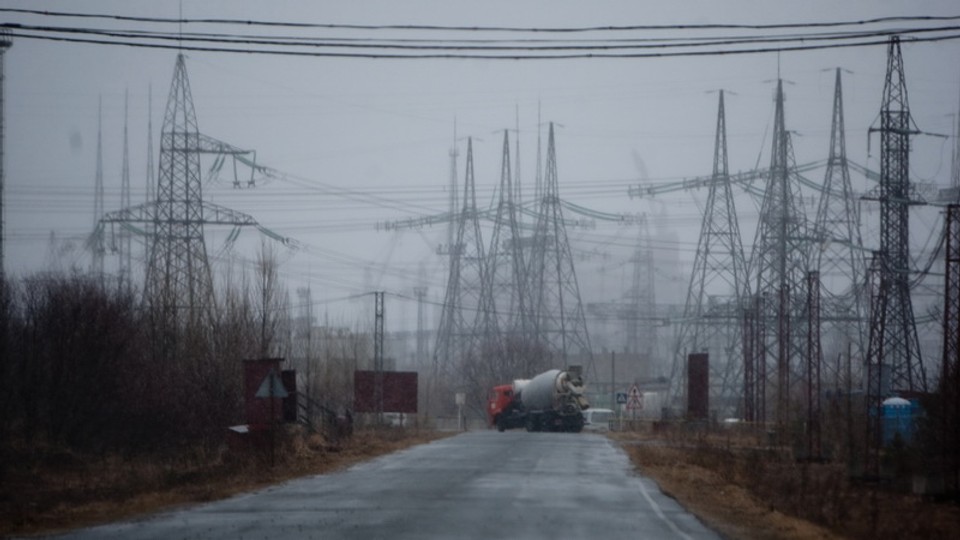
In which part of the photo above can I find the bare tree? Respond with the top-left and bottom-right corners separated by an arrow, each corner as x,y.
255,241 -> 288,358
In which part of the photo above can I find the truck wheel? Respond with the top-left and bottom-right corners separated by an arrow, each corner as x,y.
496,416 -> 506,432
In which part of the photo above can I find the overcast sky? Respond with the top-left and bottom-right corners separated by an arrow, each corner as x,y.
3,0 -> 959,336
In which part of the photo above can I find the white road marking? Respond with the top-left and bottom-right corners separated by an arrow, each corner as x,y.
637,475 -> 694,540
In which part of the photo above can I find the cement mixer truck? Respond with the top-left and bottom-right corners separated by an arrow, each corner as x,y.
487,367 -> 589,433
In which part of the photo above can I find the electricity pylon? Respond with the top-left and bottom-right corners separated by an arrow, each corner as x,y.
484,130 -> 532,348
672,90 -> 748,414
527,123 -> 594,374
148,53 -> 215,335
811,68 -> 867,388
751,79 -> 811,428
98,54 -> 288,356
864,36 -> 927,398
863,37 -> 930,477
434,138 -> 487,382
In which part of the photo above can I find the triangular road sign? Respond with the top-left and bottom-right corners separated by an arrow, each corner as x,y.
255,368 -> 289,398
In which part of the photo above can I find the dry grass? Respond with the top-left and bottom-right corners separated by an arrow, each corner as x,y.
612,430 -> 960,540
0,427 -> 450,537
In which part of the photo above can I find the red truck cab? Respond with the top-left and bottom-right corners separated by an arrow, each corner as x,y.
488,384 -> 516,428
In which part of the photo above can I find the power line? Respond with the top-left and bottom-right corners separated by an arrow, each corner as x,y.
4,23 -> 960,60
2,8 -> 959,33
8,21 -> 960,52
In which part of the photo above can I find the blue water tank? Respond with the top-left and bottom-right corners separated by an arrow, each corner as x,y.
882,397 -> 916,445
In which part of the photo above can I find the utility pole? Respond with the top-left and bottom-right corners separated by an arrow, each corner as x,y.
91,97 -> 105,281
806,270 -> 822,460
447,124 -> 459,257
146,84 -> 155,205
741,293 -> 768,424
374,291 -> 385,422
414,285 -> 427,368
0,30 -> 11,279
296,285 -> 314,398
143,84 -> 155,271
119,89 -> 132,293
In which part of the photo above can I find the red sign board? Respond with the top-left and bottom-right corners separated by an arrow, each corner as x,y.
354,371 -> 418,414
244,358 -> 287,428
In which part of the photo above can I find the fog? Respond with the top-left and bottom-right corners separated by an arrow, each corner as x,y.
3,0 -> 958,365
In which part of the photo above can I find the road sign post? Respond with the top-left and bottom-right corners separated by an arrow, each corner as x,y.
626,384 -> 643,421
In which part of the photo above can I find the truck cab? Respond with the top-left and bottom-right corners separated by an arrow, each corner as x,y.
488,384 -> 516,430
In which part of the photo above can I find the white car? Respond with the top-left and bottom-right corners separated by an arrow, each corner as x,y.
582,408 -> 615,432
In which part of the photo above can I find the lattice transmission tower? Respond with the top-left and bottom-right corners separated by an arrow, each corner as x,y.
99,54 -> 281,353
484,130 -> 532,351
812,68 -> 867,388
148,53 -> 215,331
864,36 -> 927,398
672,90 -> 749,414
750,79 -> 812,428
527,123 -> 594,374
434,138 -> 488,382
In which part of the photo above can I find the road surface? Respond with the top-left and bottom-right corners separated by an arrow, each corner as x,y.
51,431 -> 719,539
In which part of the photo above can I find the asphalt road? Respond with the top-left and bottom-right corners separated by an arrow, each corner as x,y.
50,431 -> 719,539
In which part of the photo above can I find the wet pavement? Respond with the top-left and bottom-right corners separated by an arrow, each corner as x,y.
48,431 -> 719,539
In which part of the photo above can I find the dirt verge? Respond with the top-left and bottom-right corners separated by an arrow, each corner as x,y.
612,431 -> 960,540
0,428 -> 450,537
